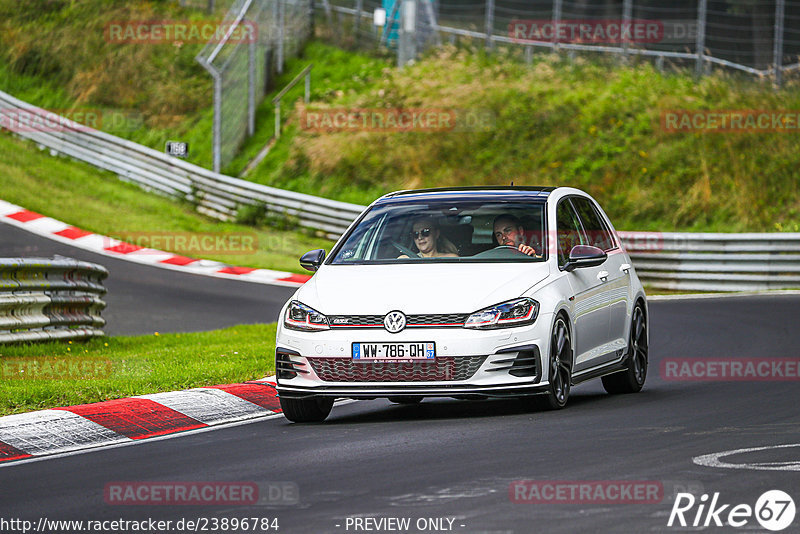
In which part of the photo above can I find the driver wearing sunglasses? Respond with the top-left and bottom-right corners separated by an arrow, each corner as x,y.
398,217 -> 458,258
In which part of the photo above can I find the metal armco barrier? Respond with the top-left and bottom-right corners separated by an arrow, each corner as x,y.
0,89 -> 364,238
618,232 -> 800,292
0,258 -> 108,343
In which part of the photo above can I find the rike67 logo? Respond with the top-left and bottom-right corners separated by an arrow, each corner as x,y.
668,490 -> 796,531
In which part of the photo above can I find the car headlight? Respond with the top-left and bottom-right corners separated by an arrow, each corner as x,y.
284,301 -> 330,331
464,298 -> 539,329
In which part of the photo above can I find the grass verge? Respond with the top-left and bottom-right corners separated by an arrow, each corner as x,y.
0,324 -> 276,416
0,132 -> 334,274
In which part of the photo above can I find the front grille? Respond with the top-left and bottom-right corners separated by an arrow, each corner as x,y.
408,313 -> 468,326
328,315 -> 384,327
308,356 -> 487,382
328,313 -> 469,328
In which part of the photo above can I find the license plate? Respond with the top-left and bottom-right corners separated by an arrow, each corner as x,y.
352,342 -> 435,361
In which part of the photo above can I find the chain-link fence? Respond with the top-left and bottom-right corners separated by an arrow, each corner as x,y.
195,0 -> 313,173
323,0 -> 800,83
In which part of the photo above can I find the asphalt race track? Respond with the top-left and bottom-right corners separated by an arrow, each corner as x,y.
2,222 -> 800,532
0,222 -> 296,335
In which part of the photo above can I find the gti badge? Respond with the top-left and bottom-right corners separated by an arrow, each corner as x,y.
383,311 -> 407,333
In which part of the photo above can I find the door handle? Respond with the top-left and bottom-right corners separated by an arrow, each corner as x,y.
597,270 -> 609,282
620,263 -> 631,274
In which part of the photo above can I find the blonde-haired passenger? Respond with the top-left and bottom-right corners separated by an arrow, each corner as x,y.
399,217 -> 458,258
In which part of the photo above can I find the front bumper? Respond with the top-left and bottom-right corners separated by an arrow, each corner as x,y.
276,382 -> 550,400
275,317 -> 552,400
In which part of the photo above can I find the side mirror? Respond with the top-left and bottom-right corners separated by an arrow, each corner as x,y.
299,249 -> 326,272
564,245 -> 606,272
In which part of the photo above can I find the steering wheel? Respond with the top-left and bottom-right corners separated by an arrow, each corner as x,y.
392,241 -> 420,258
493,245 -> 527,255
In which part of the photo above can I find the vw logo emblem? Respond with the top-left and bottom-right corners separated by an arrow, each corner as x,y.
383,311 -> 406,333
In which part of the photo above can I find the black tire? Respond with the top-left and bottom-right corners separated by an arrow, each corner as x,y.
388,396 -> 423,405
279,396 -> 334,423
532,315 -> 573,410
602,303 -> 648,394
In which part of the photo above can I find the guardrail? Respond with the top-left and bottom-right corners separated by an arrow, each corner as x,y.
618,232 -> 800,292
0,257 -> 108,344
0,89 -> 365,237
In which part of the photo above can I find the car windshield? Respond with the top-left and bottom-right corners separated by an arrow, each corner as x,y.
329,196 -> 547,264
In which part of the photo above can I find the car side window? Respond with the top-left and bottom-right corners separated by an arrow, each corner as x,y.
556,200 -> 585,268
570,197 -> 616,252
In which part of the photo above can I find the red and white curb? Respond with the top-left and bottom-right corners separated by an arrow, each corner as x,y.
0,199 -> 312,287
0,378 -> 280,465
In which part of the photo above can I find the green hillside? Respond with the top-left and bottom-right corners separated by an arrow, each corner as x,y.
0,0 -> 387,175
247,48 -> 800,232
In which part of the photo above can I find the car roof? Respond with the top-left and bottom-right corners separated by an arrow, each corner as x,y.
377,186 -> 555,204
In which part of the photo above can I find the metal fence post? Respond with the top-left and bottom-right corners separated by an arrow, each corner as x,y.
422,0 -> 441,45
309,0 -> 315,37
355,0 -> 364,45
622,0 -> 632,58
272,0 -> 280,68
277,0 -> 285,74
398,0 -> 417,67
774,0 -> 785,87
552,0 -> 562,52
212,70 -> 222,173
321,0 -> 333,28
485,0 -> 494,50
275,100 -> 281,139
273,64 -> 312,139
248,39 -> 256,136
695,0 -> 707,77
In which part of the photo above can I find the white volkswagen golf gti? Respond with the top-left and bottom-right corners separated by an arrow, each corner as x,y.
275,187 -> 648,422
